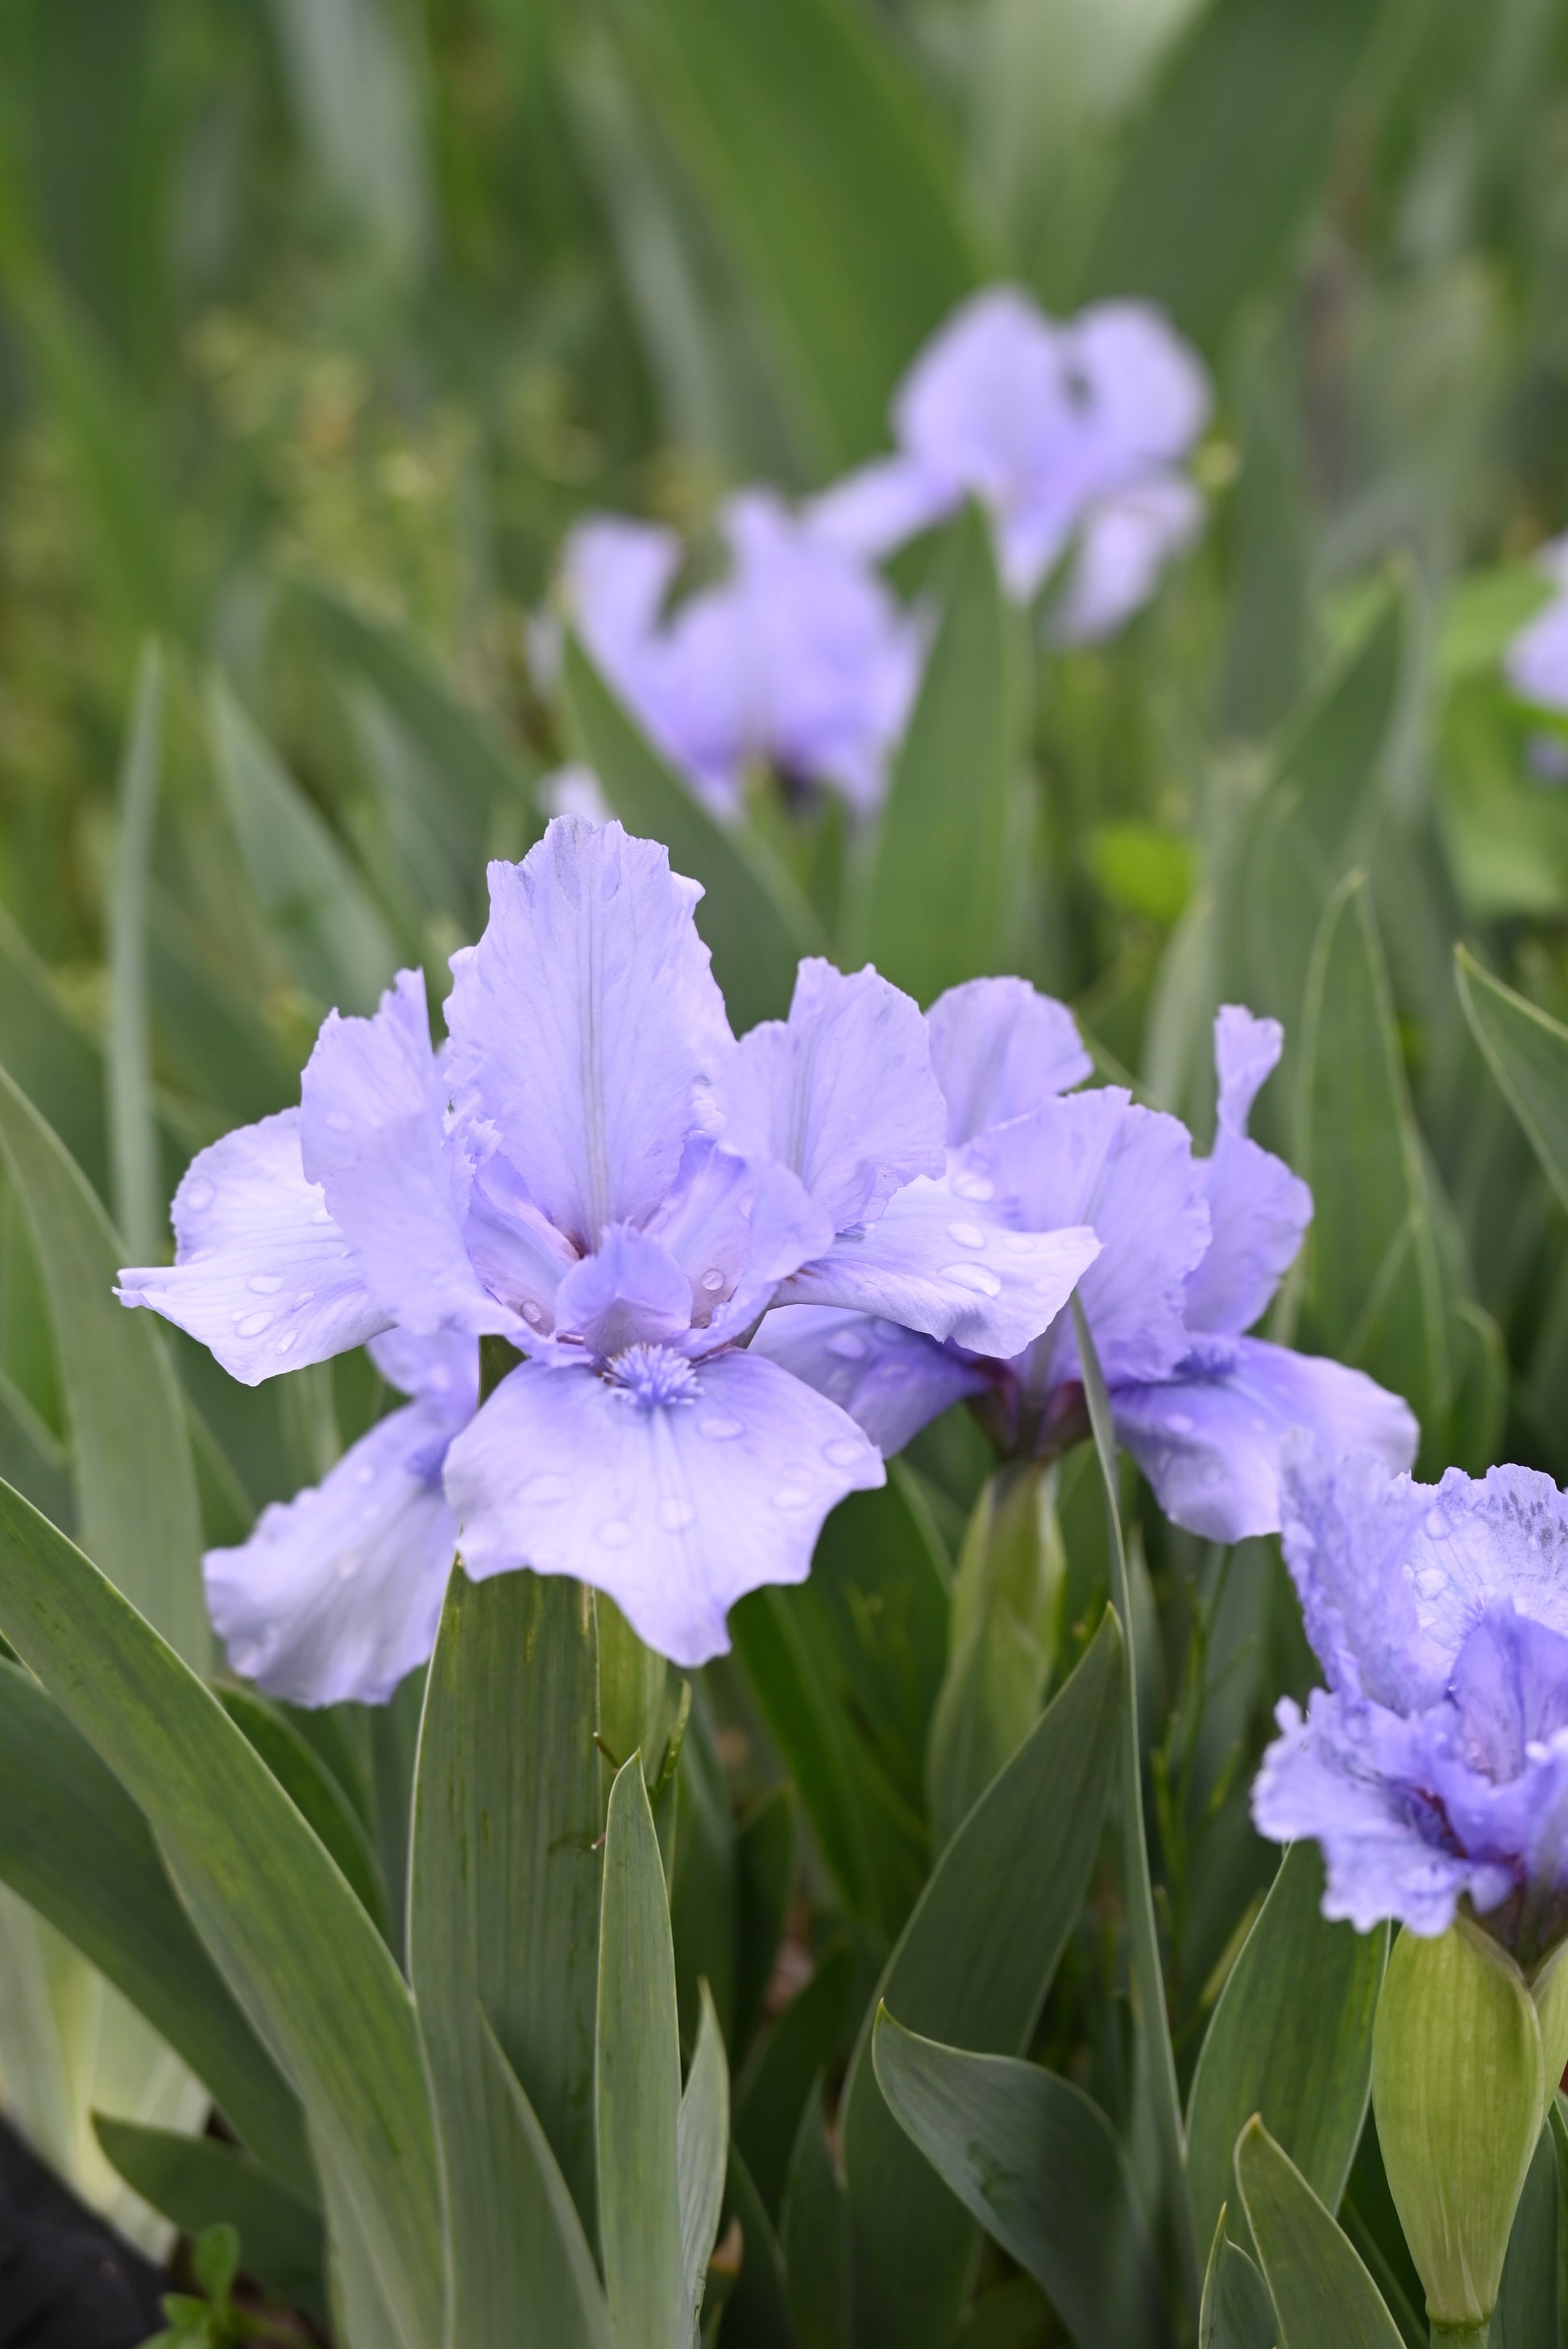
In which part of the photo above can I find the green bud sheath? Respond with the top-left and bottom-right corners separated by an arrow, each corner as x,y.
1372,1919 -> 1546,2334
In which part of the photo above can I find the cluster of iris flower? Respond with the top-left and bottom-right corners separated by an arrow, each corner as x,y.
120,813 -> 1415,1711
558,284 -> 1210,820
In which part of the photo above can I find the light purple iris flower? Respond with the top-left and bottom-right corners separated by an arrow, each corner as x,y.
808,285 -> 1209,637
755,986 -> 1417,1546
562,491 -> 924,816
119,819 -> 1098,1686
1255,1444 -> 1568,1950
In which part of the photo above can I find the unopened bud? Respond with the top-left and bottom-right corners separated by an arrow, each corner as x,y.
1372,1918 -> 1547,2339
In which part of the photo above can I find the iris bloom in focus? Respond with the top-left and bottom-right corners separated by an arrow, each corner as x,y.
1255,1444 -> 1568,1957
757,986 -> 1417,1545
562,491 -> 924,817
119,819 -> 1097,1687
809,285 -> 1211,638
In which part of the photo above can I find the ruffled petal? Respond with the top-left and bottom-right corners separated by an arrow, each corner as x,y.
716,959 -> 946,1231
1276,1441 -> 1448,1711
749,1306 -> 985,1454
925,976 -> 1091,1145
205,1401 -> 460,1707
1062,303 -> 1212,471
117,1110 -> 387,1385
1114,1336 -> 1421,1548
645,1139 -> 832,1347
778,1173 -> 1100,1355
972,1089 -> 1208,1387
444,1347 -> 885,1666
444,819 -> 732,1249
301,969 -> 515,1339
1252,1692 -> 1489,1937
1390,1462 -> 1568,1671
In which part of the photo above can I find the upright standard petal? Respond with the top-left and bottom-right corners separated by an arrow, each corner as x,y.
749,1306 -> 985,1455
645,1138 -> 833,1346
301,969 -> 515,1338
444,818 -> 732,1249
1183,1006 -> 1311,1338
1114,1335 -> 1421,1546
445,1346 -> 884,1666
805,454 -> 956,563
973,1089 -> 1208,1387
1277,1442 -> 1452,1712
925,976 -> 1091,1146
716,959 -> 946,1230
117,1110 -> 388,1384
778,1173 -> 1100,1355
205,1397 -> 463,1707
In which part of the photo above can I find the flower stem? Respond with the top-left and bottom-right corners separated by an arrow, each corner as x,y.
1431,2323 -> 1491,2347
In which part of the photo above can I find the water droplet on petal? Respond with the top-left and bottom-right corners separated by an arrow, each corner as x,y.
597,1517 -> 633,1549
293,1290 -> 316,1309
947,1222 -> 987,1250
823,1438 -> 865,1469
700,1415 -> 744,1441
1167,1413 -> 1194,1435
355,1463 -> 376,1485
1002,1231 -> 1036,1254
247,1273 -> 284,1295
1425,1509 -> 1446,1536
951,1169 -> 995,1203
657,1497 -> 697,1532
234,1309 -> 275,1337
701,1267 -> 726,1294
827,1330 -> 868,1361
872,1319 -> 906,1345
941,1264 -> 1002,1297
522,1301 -> 544,1327
522,1472 -> 569,1506
325,1109 -> 354,1133
771,1486 -> 812,1511
185,1179 -> 215,1213
276,1330 -> 299,1355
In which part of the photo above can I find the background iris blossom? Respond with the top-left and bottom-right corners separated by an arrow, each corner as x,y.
1256,1442 -> 1568,1959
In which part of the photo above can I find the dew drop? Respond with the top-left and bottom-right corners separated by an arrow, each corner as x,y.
771,1486 -> 811,1511
522,1472 -> 569,1506
185,1179 -> 215,1213
700,1415 -> 744,1442
275,1330 -> 299,1355
522,1301 -> 544,1327
293,1289 -> 316,1309
946,1221 -> 987,1250
597,1517 -> 633,1549
940,1263 -> 1002,1297
1002,1231 -> 1036,1254
1167,1413 -> 1194,1435
823,1438 -> 865,1469
234,1309 -> 275,1337
324,1109 -> 354,1133
355,1462 -> 376,1485
950,1169 -> 995,1203
657,1496 -> 697,1532
1425,1509 -> 1446,1537
871,1318 -> 906,1345
827,1330 -> 868,1362
701,1267 -> 726,1294
247,1272 -> 284,1295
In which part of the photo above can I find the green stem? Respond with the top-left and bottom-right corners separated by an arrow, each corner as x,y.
1073,1297 -> 1201,2326
1431,2322 -> 1491,2348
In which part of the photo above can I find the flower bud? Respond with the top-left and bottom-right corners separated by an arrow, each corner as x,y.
1372,1918 -> 1547,2338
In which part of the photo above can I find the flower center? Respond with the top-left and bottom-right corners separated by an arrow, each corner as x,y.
605,1343 -> 702,1409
